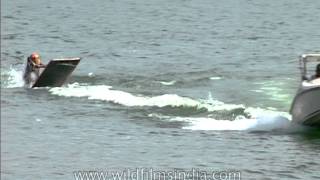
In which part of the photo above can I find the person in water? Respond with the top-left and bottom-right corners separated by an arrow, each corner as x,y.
23,52 -> 46,87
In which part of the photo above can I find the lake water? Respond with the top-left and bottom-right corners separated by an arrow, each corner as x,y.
1,0 -> 320,179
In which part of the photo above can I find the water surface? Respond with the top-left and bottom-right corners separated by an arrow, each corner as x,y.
1,0 -> 320,179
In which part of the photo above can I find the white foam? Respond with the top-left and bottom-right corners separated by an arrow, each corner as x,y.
171,114 -> 291,131
159,80 -> 176,86
88,72 -> 94,77
209,76 -> 222,80
49,84 -> 244,111
1,67 -> 25,88
244,107 -> 291,120
50,84 -> 294,131
200,92 -> 245,111
180,117 -> 257,130
50,84 -> 198,107
35,118 -> 42,122
147,103 -> 292,131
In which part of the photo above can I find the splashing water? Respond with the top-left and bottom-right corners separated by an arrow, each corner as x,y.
148,113 -> 294,132
1,67 -> 25,88
178,116 -> 291,131
182,117 -> 254,130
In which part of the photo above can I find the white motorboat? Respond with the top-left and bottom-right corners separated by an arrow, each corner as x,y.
290,54 -> 320,127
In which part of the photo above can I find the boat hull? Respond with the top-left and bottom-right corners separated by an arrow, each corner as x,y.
290,86 -> 320,127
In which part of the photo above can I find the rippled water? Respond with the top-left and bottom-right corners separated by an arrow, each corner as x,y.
2,0 -> 320,179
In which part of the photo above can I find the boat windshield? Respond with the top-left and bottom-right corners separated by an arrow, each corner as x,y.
300,54 -> 320,81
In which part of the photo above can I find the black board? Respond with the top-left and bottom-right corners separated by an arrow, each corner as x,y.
32,58 -> 81,88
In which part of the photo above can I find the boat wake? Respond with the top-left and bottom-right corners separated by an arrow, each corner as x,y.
151,114 -> 294,131
2,68 -> 296,132
49,83 -> 294,131
49,83 -> 244,111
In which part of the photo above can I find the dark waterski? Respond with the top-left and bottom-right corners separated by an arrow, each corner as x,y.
290,54 -> 320,127
32,58 -> 81,88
